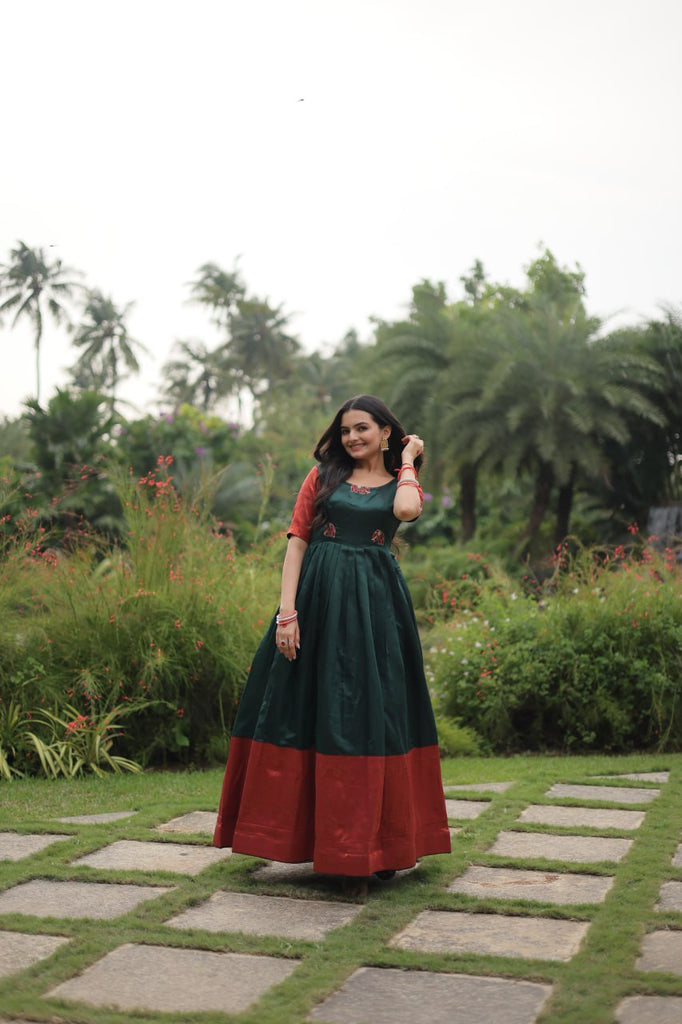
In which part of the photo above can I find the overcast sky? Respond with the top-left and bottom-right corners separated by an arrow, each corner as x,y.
1,0 -> 680,421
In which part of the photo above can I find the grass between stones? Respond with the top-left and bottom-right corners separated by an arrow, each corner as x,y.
0,752 -> 679,1024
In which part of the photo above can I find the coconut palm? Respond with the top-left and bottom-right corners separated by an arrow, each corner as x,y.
453,296 -> 665,552
227,297 -> 300,401
370,278 -> 489,540
70,291 -> 148,414
0,241 -> 82,402
161,339 -> 233,412
187,262 -> 245,329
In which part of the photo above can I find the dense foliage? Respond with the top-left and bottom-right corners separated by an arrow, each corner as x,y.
0,463 -> 280,777
1,241 -> 681,774
423,538 -> 682,754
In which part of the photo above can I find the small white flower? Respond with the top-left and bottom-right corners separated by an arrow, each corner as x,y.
461,658 -> 469,665
510,592 -> 518,600
474,641 -> 482,648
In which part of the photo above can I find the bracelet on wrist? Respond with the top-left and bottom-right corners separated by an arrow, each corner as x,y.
276,611 -> 298,626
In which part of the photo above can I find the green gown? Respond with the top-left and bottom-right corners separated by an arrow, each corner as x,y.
213,475 -> 451,876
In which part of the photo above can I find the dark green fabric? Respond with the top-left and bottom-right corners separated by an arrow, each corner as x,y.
232,480 -> 438,757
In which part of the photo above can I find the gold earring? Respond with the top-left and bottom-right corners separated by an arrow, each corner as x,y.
380,437 -> 389,451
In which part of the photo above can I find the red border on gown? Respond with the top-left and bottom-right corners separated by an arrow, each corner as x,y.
213,737 -> 451,876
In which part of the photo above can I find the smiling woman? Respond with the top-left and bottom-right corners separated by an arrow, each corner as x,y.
213,395 -> 450,896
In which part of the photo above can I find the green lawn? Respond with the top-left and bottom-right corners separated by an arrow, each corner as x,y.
1,752 -> 681,1024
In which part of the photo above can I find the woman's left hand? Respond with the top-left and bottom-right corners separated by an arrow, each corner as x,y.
401,434 -> 424,460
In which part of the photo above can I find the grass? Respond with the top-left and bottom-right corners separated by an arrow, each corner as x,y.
0,753 -> 681,1023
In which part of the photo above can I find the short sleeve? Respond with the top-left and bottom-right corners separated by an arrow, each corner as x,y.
286,466 -> 319,543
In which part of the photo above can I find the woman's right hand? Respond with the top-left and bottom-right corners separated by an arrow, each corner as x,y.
275,619 -> 300,661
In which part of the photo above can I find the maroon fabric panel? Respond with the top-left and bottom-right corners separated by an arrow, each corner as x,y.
213,738 -> 451,875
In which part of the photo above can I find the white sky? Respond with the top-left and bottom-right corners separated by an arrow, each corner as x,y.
1,0 -> 681,420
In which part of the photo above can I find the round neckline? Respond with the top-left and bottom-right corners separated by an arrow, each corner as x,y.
345,478 -> 395,490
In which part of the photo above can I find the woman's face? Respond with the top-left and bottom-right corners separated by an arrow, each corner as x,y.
340,409 -> 389,459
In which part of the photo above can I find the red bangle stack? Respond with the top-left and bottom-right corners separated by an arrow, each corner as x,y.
396,479 -> 424,503
276,611 -> 298,626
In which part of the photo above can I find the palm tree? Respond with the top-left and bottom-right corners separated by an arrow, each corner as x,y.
370,279 -> 490,541
454,296 -> 665,553
187,262 -> 245,329
228,297 -> 300,401
161,339 -> 232,412
70,290 -> 148,414
0,241 -> 82,402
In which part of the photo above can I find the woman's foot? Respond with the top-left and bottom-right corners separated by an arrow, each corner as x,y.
341,875 -> 369,899
374,869 -> 396,881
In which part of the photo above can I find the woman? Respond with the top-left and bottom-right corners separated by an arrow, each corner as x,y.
213,395 -> 450,894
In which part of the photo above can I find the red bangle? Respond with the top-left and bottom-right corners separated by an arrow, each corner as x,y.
398,463 -> 417,477
276,611 -> 298,625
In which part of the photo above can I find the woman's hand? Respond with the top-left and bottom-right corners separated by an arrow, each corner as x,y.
275,619 -> 300,661
401,434 -> 424,462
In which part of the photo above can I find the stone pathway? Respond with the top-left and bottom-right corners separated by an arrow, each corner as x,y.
0,766 -> 678,1023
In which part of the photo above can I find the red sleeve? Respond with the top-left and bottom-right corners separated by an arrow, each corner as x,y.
286,466 -> 320,543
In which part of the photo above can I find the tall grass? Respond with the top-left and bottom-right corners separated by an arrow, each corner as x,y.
0,460 -> 282,774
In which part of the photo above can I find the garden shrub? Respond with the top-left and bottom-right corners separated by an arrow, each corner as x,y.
0,459 -> 282,773
434,715 -> 485,757
426,541 -> 682,753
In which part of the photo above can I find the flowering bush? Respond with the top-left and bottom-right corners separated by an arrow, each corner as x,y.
0,458 -> 281,770
425,539 -> 682,753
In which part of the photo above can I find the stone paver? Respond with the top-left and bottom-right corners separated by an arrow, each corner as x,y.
308,966 -> 552,1024
657,880 -> 682,911
390,909 -> 589,962
167,890 -> 359,940
488,831 -> 632,864
48,943 -> 299,1014
444,782 -> 514,793
636,930 -> 682,975
672,844 -> 682,868
253,861 -> 419,884
254,860 -> 323,882
448,865 -> 614,905
155,810 -> 218,834
0,930 -> 69,979
546,783 -> 659,804
445,799 -> 490,820
0,832 -> 70,861
0,880 -> 174,920
594,772 -> 670,783
72,839 -> 231,875
56,811 -> 137,824
518,805 -> 645,830
617,995 -> 682,1023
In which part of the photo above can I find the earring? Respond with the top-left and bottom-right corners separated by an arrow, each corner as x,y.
380,437 -> 389,451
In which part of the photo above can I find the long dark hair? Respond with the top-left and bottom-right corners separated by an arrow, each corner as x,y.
311,395 -> 422,528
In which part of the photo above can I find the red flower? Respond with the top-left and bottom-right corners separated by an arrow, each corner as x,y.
371,530 -> 385,545
323,522 -> 336,538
